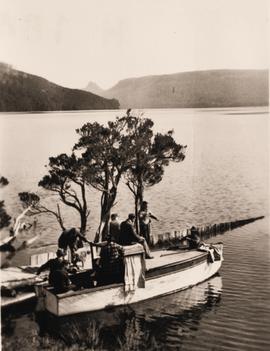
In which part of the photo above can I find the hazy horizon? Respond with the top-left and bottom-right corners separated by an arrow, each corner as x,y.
1,0 -> 268,89
2,63 -> 268,91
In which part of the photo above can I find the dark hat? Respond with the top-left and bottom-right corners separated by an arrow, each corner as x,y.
70,227 -> 80,235
128,213 -> 136,220
56,248 -> 66,257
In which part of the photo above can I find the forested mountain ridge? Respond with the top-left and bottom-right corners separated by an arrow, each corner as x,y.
85,69 -> 268,108
0,63 -> 119,112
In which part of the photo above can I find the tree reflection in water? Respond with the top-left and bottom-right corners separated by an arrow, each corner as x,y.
33,275 -> 222,350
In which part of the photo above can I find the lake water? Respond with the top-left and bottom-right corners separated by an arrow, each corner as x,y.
1,107 -> 270,350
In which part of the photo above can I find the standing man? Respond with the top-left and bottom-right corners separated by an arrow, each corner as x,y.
119,213 -> 153,259
109,213 -> 121,243
139,201 -> 158,245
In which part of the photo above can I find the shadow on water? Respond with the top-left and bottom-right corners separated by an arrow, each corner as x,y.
1,275 -> 222,351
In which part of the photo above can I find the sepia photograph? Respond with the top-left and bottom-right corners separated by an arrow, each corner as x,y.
0,0 -> 269,350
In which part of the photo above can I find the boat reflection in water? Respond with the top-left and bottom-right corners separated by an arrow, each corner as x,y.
35,275 -> 222,350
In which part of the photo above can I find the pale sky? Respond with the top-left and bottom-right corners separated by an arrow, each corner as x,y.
0,0 -> 269,89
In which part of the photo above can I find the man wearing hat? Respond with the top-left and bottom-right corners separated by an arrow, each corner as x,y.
36,249 -> 73,293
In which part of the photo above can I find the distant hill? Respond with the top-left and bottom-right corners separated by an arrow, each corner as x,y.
0,63 -> 119,112
85,69 -> 268,108
85,81 -> 105,97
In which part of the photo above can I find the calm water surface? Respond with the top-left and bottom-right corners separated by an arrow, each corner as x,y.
1,107 -> 269,350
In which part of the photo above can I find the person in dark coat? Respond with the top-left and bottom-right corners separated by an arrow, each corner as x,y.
58,227 -> 91,261
92,236 -> 124,286
187,226 -> 201,249
36,249 -> 74,293
119,213 -> 153,259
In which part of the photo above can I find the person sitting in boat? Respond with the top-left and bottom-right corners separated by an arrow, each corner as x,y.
109,213 -> 121,243
139,201 -> 158,245
92,236 -> 124,286
119,213 -> 153,259
186,226 -> 201,249
36,249 -> 75,293
58,227 -> 91,261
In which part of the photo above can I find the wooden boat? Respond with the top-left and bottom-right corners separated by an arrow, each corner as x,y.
34,275 -> 223,349
35,243 -> 223,316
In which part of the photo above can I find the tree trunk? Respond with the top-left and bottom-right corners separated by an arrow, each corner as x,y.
135,194 -> 140,234
134,176 -> 144,234
57,204 -> 65,231
80,211 -> 87,234
96,187 -> 117,242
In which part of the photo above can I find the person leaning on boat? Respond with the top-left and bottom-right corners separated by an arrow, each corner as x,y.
36,249 -> 75,293
58,227 -> 91,261
119,213 -> 153,259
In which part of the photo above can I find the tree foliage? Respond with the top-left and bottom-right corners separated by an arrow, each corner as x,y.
74,120 -> 134,240
18,191 -> 66,231
14,112 -> 187,242
119,113 -> 186,231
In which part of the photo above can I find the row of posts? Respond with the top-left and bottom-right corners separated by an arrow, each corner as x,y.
150,216 -> 264,248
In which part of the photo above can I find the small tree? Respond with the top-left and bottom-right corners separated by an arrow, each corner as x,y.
37,153 -> 90,233
1,177 -> 40,263
121,113 -> 186,232
18,192 -> 65,230
75,120 -> 134,241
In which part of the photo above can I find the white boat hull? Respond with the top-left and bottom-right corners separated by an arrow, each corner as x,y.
41,251 -> 222,316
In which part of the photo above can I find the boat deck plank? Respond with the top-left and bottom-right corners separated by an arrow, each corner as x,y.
146,249 -> 206,270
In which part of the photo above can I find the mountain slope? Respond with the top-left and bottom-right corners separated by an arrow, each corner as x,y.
86,69 -> 268,108
85,81 -> 105,97
0,64 -> 119,112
